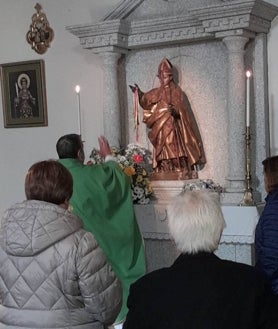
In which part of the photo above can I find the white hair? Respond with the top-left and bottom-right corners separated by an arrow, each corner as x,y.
167,190 -> 226,254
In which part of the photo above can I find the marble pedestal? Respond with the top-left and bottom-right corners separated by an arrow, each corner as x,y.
134,183 -> 260,272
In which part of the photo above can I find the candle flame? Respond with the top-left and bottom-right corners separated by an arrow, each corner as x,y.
75,85 -> 80,94
246,71 -> 251,78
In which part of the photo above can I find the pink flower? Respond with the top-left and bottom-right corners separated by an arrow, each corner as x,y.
133,154 -> 143,163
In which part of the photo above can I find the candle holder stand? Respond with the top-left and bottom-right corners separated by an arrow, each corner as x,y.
240,126 -> 255,206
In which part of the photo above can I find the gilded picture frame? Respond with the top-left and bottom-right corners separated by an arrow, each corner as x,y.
0,60 -> 48,128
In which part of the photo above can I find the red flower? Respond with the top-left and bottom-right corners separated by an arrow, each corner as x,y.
133,154 -> 143,163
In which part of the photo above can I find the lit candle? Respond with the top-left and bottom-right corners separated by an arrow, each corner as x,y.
246,71 -> 251,127
75,85 -> 81,135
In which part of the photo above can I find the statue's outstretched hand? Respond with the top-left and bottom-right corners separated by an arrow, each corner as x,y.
129,83 -> 140,93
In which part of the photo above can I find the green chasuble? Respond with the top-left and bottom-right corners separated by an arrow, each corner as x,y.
59,158 -> 146,323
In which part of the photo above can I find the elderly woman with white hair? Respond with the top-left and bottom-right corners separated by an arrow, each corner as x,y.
123,190 -> 278,329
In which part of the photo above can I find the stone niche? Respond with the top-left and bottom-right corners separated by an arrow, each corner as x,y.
67,0 -> 278,270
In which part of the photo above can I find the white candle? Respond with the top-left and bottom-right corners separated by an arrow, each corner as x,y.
246,71 -> 251,127
75,85 -> 81,135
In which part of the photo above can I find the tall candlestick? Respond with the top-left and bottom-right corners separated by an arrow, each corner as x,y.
75,85 -> 81,136
240,70 -> 254,206
246,71 -> 251,127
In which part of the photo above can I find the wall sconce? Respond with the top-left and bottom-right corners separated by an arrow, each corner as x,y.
26,3 -> 54,54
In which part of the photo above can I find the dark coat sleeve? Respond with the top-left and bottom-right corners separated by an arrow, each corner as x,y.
255,192 -> 278,295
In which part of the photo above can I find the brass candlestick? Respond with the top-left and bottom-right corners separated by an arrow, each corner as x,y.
240,126 -> 255,206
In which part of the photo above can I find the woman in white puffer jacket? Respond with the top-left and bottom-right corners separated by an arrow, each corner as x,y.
0,160 -> 122,329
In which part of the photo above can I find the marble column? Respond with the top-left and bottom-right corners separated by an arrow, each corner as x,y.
253,33 -> 270,198
223,36 -> 249,193
101,51 -> 122,147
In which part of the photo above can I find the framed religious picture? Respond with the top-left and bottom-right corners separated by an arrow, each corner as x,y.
0,59 -> 48,128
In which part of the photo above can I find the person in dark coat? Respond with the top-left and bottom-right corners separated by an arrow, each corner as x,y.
255,155 -> 278,295
0,160 -> 122,329
123,190 -> 278,329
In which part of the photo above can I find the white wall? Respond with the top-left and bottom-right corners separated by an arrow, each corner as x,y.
0,0 -> 120,215
0,0 -> 278,215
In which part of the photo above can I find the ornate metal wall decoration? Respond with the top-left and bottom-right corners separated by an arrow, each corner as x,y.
26,3 -> 54,54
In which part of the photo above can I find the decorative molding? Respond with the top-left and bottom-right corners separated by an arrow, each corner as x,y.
79,33 -> 128,52
67,19 -> 130,37
190,0 -> 277,21
66,0 -> 278,53
142,231 -> 255,244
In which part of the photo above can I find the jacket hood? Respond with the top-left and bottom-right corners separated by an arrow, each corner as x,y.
0,200 -> 83,256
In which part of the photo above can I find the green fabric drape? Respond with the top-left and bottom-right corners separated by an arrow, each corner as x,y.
59,159 -> 146,323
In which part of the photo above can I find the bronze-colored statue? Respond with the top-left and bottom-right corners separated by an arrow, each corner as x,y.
130,58 -> 206,180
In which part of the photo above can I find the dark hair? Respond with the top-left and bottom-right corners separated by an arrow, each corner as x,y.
262,155 -> 278,192
25,160 -> 73,204
56,134 -> 82,159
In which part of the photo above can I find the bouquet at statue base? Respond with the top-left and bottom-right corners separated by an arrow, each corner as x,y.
183,179 -> 224,194
90,143 -> 153,204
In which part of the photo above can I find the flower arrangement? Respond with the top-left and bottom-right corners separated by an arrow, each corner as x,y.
183,179 -> 224,194
90,143 -> 153,204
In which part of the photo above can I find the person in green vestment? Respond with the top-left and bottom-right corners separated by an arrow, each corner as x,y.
56,134 -> 146,328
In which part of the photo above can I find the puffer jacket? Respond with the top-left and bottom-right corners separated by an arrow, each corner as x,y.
0,200 -> 122,329
255,187 -> 278,295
